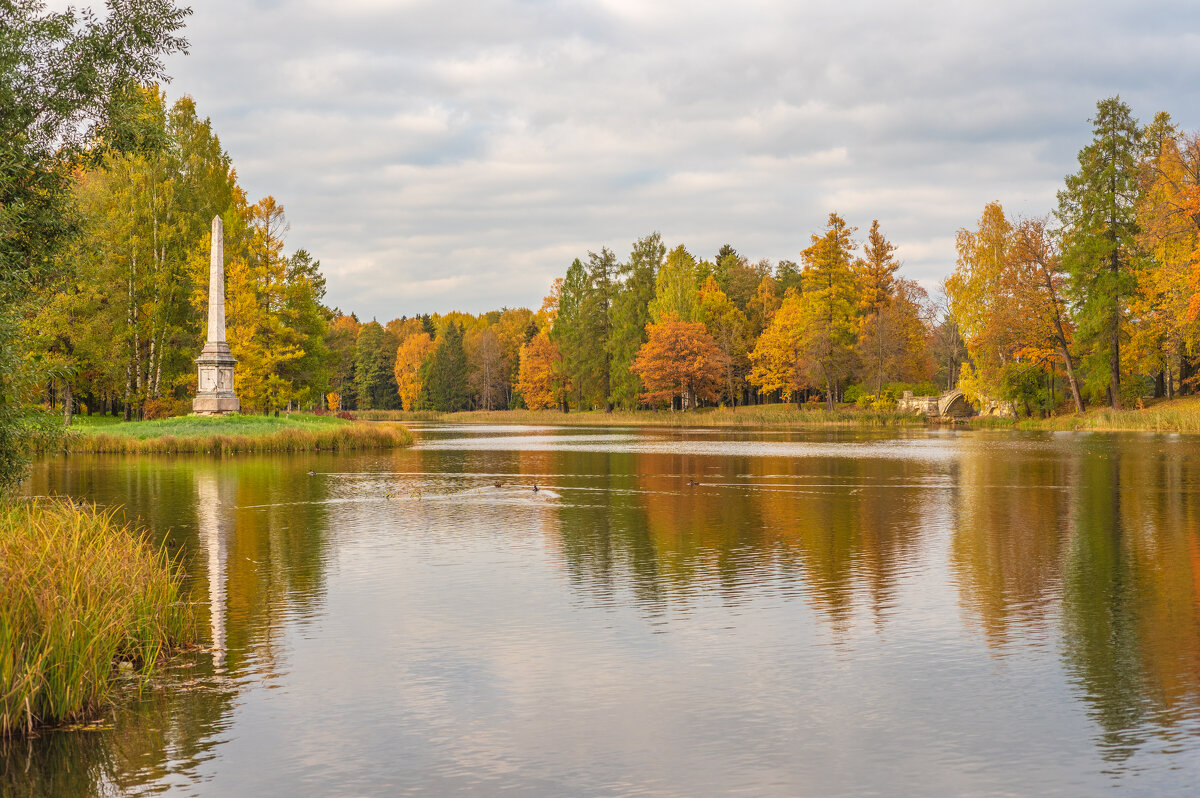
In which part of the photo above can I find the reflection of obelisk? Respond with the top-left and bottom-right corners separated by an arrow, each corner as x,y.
195,470 -> 229,670
193,216 -> 239,414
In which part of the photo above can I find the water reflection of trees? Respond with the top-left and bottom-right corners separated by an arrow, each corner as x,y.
949,446 -> 1073,645
1062,441 -> 1200,761
545,447 -> 936,631
545,434 -> 1200,763
4,455 -> 336,795
950,436 -> 1200,762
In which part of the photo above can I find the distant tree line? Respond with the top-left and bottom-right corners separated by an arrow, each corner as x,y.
501,224 -> 958,414
8,10 -> 1198,495
28,91 -> 1199,429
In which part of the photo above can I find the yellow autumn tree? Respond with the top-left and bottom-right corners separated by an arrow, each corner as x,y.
393,332 -> 435,411
699,276 -> 750,405
225,196 -> 306,414
1133,119 -> 1200,395
748,290 -> 805,401
793,212 -> 861,409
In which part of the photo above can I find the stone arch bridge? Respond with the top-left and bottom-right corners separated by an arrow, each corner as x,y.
896,389 -> 975,419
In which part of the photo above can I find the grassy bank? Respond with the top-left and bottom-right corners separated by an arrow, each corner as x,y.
355,404 -> 925,428
60,413 -> 412,454
359,397 -> 1200,433
0,499 -> 193,735
1007,396 -> 1200,433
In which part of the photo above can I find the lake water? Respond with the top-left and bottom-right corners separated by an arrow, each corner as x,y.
5,424 -> 1200,796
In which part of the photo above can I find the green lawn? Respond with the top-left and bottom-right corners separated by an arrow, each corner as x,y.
58,412 -> 412,454
69,412 -> 351,440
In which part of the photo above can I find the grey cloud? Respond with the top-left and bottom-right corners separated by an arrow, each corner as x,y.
163,0 -> 1200,318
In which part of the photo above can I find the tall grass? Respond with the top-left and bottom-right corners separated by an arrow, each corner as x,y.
0,499 -> 193,735
355,405 -> 925,428
1011,396 -> 1200,433
57,420 -> 412,454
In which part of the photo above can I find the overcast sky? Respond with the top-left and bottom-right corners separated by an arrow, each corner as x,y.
158,0 -> 1200,320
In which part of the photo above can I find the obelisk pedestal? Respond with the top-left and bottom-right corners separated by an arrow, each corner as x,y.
194,216 -> 240,415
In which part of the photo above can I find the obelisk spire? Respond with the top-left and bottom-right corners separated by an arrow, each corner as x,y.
207,216 -> 225,344
194,214 -> 238,414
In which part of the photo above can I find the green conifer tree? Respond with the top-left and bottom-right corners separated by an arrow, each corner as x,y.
610,233 -> 664,409
552,258 -> 589,407
422,322 -> 470,411
585,247 -> 617,410
649,245 -> 701,323
1057,97 -> 1143,408
354,321 -> 384,410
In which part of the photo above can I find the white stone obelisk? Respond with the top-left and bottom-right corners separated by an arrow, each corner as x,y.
193,216 -> 240,414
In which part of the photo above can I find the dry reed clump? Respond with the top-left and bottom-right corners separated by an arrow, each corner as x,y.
1013,402 -> 1200,433
0,499 -> 193,735
64,422 -> 412,454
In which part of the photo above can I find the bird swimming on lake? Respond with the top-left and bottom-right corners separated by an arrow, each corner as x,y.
307,469 -> 315,476
532,483 -> 539,493
494,481 -> 503,488
687,478 -> 699,486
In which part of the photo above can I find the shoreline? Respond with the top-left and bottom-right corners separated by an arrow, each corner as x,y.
353,397 -> 1200,434
354,406 -> 928,429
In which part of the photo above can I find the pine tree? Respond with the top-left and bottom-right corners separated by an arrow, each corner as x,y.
326,314 -> 359,409
797,212 -> 860,409
353,321 -> 385,410
649,245 -> 701,323
1057,97 -> 1142,408
422,322 -> 470,411
552,258 -> 589,407
374,325 -> 401,409
279,250 -> 331,408
859,220 -> 901,395
712,247 -> 762,311
584,247 -> 616,409
609,232 -> 663,409
860,220 -> 899,313
776,259 -> 802,295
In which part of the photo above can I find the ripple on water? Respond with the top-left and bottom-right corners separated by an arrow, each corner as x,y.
8,425 -> 1200,796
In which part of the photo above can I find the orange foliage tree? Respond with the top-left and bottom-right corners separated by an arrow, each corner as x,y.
630,315 -> 728,409
516,330 -> 565,410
